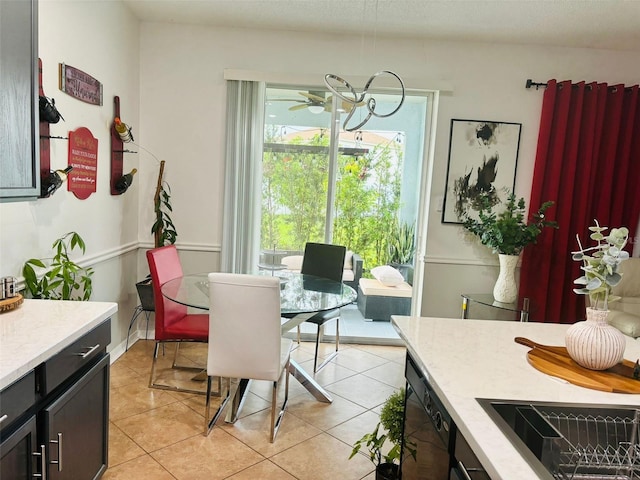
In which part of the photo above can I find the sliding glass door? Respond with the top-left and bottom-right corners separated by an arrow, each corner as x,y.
262,86 -> 428,274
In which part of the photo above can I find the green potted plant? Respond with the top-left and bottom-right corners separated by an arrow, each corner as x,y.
350,388 -> 416,480
460,192 -> 558,303
22,231 -> 93,300
460,193 -> 557,256
387,219 -> 415,284
566,220 -> 629,370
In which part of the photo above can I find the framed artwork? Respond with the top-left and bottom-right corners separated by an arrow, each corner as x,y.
442,119 -> 522,224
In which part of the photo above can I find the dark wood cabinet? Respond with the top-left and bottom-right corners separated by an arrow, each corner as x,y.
0,319 -> 111,480
0,0 -> 39,200
43,354 -> 109,480
0,415 -> 38,479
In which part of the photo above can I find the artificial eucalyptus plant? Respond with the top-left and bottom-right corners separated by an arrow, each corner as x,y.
460,193 -> 558,256
572,220 -> 629,310
22,231 -> 94,300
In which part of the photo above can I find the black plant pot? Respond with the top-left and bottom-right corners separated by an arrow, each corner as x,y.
135,278 -> 155,312
376,463 -> 399,480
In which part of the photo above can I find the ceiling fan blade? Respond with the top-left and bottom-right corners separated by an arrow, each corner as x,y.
269,98 -> 306,103
299,91 -> 326,103
289,104 -> 310,111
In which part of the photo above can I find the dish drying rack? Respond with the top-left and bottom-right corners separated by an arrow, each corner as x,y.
539,408 -> 640,480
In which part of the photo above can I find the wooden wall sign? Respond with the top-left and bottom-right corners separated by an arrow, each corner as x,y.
59,63 -> 103,105
68,127 -> 98,200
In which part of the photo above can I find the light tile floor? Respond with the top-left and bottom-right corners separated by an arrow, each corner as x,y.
105,338 -> 407,480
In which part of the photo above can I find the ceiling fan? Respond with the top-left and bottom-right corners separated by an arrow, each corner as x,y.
271,90 -> 360,114
288,91 -> 331,113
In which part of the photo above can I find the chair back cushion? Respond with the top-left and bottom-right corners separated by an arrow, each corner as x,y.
301,243 -> 346,282
207,273 -> 283,381
147,245 -> 187,339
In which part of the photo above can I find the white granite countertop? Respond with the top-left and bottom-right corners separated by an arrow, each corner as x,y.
0,299 -> 118,390
391,316 -> 640,480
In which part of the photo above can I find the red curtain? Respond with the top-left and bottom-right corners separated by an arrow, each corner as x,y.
520,79 -> 640,324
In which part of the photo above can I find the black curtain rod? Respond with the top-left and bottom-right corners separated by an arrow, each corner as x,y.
525,78 -> 635,92
525,79 -> 547,90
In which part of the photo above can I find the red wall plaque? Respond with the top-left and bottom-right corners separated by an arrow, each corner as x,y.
68,127 -> 98,200
59,63 -> 103,105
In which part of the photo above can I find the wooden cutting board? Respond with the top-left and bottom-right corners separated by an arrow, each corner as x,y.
517,338 -> 640,394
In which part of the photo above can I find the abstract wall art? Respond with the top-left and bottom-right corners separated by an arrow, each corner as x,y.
442,119 -> 522,224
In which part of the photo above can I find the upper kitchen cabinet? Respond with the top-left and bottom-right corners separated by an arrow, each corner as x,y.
0,0 -> 39,201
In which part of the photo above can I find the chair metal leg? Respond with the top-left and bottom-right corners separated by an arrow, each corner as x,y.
270,361 -> 290,442
149,340 -> 217,395
205,377 -> 230,435
313,317 -> 339,373
149,341 -> 161,388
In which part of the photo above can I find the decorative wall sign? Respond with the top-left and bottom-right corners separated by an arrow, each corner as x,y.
68,127 -> 98,200
59,63 -> 103,105
442,119 -> 521,224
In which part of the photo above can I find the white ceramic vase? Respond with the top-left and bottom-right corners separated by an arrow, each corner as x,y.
493,254 -> 519,304
565,307 -> 626,370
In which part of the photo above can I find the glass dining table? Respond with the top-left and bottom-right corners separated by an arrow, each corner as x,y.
160,271 -> 357,420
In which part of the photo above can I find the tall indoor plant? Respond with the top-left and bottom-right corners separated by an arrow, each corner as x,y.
151,160 -> 177,248
136,160 -> 177,311
461,193 -> 557,303
350,388 -> 416,480
565,220 -> 628,370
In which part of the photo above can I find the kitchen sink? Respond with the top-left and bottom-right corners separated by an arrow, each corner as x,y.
477,399 -> 640,480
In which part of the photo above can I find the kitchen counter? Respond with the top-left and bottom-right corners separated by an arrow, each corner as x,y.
0,299 -> 117,390
391,316 -> 640,480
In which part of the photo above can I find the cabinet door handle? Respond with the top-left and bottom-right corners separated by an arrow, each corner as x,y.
0,414 -> 8,424
76,343 -> 100,358
457,460 -> 473,480
50,432 -> 62,471
32,444 -> 47,479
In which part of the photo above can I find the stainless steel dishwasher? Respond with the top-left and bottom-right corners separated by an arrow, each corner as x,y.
401,353 -> 455,479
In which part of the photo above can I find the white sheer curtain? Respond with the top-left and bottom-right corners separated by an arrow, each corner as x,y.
220,80 -> 266,273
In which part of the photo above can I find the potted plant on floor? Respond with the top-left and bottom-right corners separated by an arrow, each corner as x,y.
460,192 -> 557,303
350,388 -> 416,480
22,231 -> 94,300
388,219 -> 415,284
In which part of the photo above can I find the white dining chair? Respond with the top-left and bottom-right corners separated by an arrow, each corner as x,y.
204,273 -> 293,442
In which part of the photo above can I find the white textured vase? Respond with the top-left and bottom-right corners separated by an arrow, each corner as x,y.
493,254 -> 519,304
565,307 -> 626,370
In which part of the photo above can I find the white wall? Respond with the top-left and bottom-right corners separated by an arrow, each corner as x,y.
2,5 -> 639,347
0,1 -> 141,349
138,22 -> 640,318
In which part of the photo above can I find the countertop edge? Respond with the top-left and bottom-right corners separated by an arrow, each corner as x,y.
0,300 -> 118,390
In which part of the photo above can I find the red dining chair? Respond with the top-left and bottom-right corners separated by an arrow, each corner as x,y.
147,245 -> 209,393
